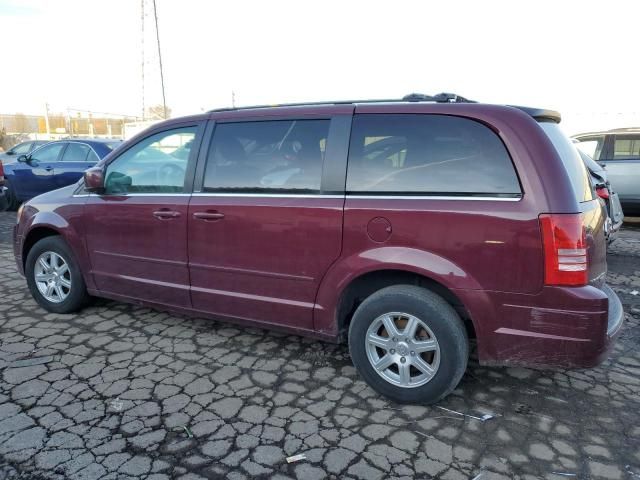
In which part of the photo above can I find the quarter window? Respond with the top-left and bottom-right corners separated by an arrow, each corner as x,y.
346,114 -> 521,196
203,120 -> 330,193
104,127 -> 196,194
613,136 -> 640,160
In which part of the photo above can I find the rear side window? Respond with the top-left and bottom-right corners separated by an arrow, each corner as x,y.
61,143 -> 91,162
613,136 -> 640,160
346,114 -> 521,196
204,120 -> 329,193
540,122 -> 594,203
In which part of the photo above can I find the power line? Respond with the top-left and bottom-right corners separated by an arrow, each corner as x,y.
152,0 -> 168,119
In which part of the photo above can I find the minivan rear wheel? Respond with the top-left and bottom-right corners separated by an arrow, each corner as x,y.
348,285 -> 468,404
25,236 -> 90,314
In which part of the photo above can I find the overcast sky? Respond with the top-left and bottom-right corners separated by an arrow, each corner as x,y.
1,0 -> 639,134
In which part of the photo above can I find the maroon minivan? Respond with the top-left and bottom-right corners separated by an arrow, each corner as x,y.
13,94 -> 623,404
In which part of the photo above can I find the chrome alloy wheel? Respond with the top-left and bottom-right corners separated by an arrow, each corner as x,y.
365,312 -> 441,388
34,251 -> 72,303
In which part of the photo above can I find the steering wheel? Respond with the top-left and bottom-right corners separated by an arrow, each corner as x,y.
158,163 -> 185,186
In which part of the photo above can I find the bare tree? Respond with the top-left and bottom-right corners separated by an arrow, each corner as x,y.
145,104 -> 172,120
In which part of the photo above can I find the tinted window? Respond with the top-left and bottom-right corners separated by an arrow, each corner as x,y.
346,114 -> 521,195
574,135 -> 605,160
613,136 -> 640,159
204,120 -> 329,193
31,143 -> 64,163
104,127 -> 196,194
540,122 -> 593,202
61,143 -> 91,162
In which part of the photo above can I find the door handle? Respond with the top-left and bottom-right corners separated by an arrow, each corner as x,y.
153,210 -> 181,219
45,166 -> 53,172
193,211 -> 225,221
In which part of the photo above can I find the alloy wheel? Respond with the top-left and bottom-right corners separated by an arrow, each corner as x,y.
365,312 -> 440,388
34,251 -> 72,303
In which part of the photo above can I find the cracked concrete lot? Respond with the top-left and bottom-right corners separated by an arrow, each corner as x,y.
1,211 -> 639,480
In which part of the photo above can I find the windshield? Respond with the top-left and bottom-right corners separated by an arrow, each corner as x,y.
540,122 -> 594,203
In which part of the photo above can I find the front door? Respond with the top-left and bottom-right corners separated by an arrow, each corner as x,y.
84,125 -> 200,308
14,142 -> 65,199
188,118 -> 344,330
599,134 -> 640,210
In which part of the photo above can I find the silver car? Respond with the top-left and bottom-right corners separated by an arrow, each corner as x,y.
573,128 -> 640,215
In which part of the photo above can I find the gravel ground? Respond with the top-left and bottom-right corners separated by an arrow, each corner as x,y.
0,211 -> 639,480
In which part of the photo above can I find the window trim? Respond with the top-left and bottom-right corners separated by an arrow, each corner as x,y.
195,117 -> 335,195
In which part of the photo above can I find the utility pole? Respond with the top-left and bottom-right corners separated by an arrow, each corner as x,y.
232,91 -> 236,108
152,0 -> 168,119
141,0 -> 145,120
44,103 -> 50,138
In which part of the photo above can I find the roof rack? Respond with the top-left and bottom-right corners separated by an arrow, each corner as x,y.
209,92 -> 475,112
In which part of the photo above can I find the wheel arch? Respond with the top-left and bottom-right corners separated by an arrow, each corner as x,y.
334,269 -> 477,344
20,211 -> 95,290
22,226 -> 63,269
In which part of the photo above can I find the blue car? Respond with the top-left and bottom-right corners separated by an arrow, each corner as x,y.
1,139 -> 121,210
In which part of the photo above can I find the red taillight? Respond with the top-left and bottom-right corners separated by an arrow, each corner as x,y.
539,213 -> 588,286
596,186 -> 610,200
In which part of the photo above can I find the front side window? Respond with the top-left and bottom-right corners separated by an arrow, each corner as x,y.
613,136 -> 640,160
574,135 -> 605,160
104,127 -> 196,194
62,143 -> 91,162
203,119 -> 330,193
346,114 -> 521,196
31,143 -> 64,163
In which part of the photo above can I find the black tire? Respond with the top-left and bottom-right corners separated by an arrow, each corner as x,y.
348,285 -> 468,404
5,179 -> 21,211
25,236 -> 91,314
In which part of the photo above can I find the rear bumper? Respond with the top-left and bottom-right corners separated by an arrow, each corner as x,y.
458,283 -> 623,368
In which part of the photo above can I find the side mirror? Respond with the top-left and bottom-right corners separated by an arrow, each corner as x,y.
84,167 -> 105,193
17,154 -> 28,163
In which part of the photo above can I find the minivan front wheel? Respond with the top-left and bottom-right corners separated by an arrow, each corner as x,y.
25,236 -> 90,313
349,285 -> 468,404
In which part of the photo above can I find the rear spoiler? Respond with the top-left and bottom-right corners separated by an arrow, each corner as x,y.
511,106 -> 561,123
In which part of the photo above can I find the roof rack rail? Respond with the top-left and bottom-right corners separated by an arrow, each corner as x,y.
209,92 -> 475,112
403,92 -> 476,103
